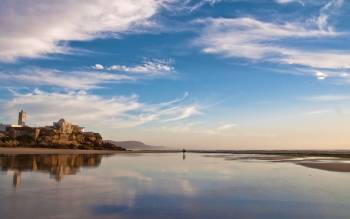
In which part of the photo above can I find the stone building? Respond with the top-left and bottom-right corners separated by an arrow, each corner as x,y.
53,119 -> 73,133
1,111 -> 122,150
53,119 -> 84,134
18,110 -> 27,126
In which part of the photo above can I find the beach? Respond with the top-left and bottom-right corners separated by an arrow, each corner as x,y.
0,147 -> 120,155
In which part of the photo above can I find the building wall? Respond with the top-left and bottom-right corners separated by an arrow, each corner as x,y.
0,124 -> 9,132
7,127 -> 41,141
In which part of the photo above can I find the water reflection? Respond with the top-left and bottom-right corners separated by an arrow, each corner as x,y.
0,154 -> 105,187
0,153 -> 350,219
204,154 -> 350,172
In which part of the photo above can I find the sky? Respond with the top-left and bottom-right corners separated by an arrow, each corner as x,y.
1,0 -> 350,149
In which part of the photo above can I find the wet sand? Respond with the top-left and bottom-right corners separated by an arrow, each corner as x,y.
203,153 -> 350,173
298,162 -> 350,172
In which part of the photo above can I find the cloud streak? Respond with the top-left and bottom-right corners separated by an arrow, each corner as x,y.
0,60 -> 177,90
1,90 -> 201,129
196,16 -> 350,69
303,94 -> 350,102
96,59 -> 175,76
0,0 -> 166,61
275,0 -> 305,5
0,68 -> 134,90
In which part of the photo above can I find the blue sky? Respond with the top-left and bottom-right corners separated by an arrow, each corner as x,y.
1,0 -> 350,149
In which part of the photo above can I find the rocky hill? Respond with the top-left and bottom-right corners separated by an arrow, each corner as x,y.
106,140 -> 164,150
0,122 -> 126,151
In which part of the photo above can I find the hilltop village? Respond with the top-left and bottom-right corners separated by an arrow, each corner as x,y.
0,110 -> 125,150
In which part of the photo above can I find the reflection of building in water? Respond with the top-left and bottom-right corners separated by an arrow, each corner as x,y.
0,154 -> 105,187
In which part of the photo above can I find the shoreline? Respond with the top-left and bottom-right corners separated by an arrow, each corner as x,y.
0,147 -> 122,155
1,147 -> 350,157
125,149 -> 350,158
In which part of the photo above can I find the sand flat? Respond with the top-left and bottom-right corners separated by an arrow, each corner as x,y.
298,162 -> 350,172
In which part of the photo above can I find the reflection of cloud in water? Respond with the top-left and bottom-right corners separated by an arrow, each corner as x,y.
1,153 -> 350,218
111,170 -> 152,182
179,178 -> 195,196
92,205 -> 130,215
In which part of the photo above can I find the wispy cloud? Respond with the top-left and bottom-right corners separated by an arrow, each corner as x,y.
186,0 -> 222,11
303,94 -> 350,102
1,90 -> 201,129
315,0 -> 344,31
164,106 -> 201,122
275,0 -> 305,5
196,16 -> 349,69
161,122 -> 237,135
296,68 -> 350,82
0,0 -> 167,61
0,60 -> 177,90
217,123 -> 237,131
0,68 -> 134,90
96,59 -> 175,76
194,0 -> 350,80
303,109 -> 333,116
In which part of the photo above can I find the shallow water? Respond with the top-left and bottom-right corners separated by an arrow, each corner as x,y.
0,153 -> 350,219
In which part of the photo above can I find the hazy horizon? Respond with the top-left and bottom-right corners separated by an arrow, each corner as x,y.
1,0 -> 350,149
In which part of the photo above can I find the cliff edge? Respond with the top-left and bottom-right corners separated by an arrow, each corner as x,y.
0,118 -> 125,151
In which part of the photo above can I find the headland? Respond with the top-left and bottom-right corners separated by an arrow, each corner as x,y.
0,110 -> 125,151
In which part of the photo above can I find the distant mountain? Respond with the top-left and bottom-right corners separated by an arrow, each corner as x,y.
106,140 -> 163,150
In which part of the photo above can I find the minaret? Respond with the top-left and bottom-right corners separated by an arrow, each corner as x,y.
18,110 -> 27,126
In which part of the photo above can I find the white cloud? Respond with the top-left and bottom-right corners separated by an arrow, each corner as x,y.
93,64 -> 104,70
0,61 -> 177,90
187,0 -> 222,11
0,0 -> 166,61
161,122 -> 237,136
0,68 -> 134,90
217,123 -> 237,131
105,60 -> 175,76
314,0 -> 343,31
164,106 -> 201,122
201,123 -> 238,135
161,122 -> 200,133
315,71 -> 328,80
303,69 -> 350,82
303,94 -> 350,102
303,109 -> 333,116
196,15 -> 350,69
1,90 -> 200,129
275,0 -> 304,4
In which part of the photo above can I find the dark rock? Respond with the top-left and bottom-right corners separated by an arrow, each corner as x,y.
0,128 -> 125,151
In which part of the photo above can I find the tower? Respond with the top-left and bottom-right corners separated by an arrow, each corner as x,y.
18,110 -> 27,126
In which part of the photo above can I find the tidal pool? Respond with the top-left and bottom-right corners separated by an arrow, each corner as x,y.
0,153 -> 350,219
